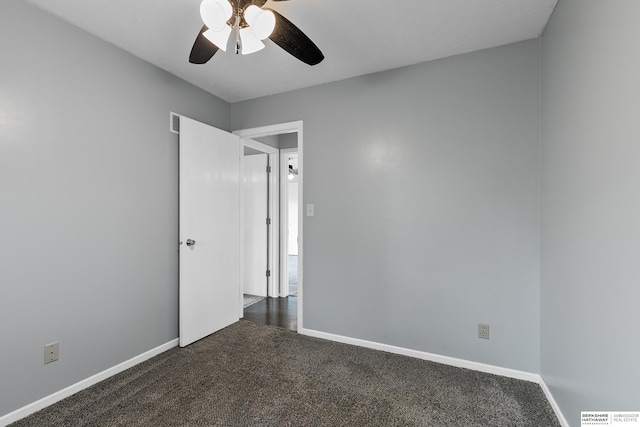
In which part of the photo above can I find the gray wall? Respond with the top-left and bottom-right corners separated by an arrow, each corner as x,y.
12,0 -> 635,420
254,134 -> 281,148
279,133 -> 298,150
254,133 -> 298,149
0,0 -> 229,416
232,40 -> 542,373
540,0 -> 640,425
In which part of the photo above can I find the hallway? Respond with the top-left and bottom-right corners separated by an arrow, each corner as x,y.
243,297 -> 297,331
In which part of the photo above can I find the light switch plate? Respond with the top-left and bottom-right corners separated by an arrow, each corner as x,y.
306,204 -> 314,217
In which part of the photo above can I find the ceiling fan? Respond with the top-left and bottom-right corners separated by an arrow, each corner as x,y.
189,0 -> 324,66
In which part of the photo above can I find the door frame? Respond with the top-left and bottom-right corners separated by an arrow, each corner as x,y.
280,148 -> 298,298
234,121 -> 304,332
240,138 -> 280,312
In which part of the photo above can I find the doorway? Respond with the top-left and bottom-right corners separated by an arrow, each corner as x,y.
241,138 -> 279,309
284,151 -> 299,298
235,122 -> 303,332
242,146 -> 268,304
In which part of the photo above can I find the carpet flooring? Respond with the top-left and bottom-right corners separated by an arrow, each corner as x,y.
12,321 -> 560,426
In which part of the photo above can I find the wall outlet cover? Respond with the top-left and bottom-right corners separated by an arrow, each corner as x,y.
478,324 -> 490,340
45,342 -> 59,364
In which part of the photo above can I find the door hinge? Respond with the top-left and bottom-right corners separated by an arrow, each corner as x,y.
266,270 -> 271,277
266,217 -> 271,225
266,165 -> 271,173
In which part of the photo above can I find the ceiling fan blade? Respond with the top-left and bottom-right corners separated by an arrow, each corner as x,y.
189,25 -> 219,64
267,9 -> 324,66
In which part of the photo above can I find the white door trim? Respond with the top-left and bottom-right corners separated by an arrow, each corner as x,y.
234,122 -> 304,332
280,148 -> 298,298
239,138 -> 280,316
241,152 -> 269,298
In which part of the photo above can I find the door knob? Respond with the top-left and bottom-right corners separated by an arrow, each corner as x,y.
186,239 -> 196,247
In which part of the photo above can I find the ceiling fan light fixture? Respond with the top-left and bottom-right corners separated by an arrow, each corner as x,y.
243,5 -> 275,40
190,0 -> 324,65
218,0 -> 233,20
239,27 -> 265,55
243,5 -> 262,27
203,26 -> 232,51
252,9 -> 276,40
200,0 -> 231,31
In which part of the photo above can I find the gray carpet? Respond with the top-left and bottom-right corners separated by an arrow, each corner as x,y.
12,321 -> 560,426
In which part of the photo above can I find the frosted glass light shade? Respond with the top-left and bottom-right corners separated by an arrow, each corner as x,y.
252,9 -> 275,40
216,0 -> 233,20
200,0 -> 231,31
203,26 -> 232,51
239,27 -> 265,54
243,5 -> 262,26
243,5 -> 275,40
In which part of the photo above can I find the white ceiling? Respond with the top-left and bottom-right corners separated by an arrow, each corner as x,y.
24,0 -> 557,103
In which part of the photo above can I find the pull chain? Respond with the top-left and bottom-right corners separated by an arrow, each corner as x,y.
235,0 -> 241,54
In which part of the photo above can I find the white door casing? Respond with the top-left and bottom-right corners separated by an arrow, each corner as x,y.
242,153 -> 268,297
239,138 -> 279,308
234,122 -> 303,331
279,148 -> 298,298
179,116 -> 240,347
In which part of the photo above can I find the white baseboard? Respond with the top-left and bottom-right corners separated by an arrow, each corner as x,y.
300,327 -> 539,382
539,377 -> 570,427
300,327 -> 570,426
0,339 -> 179,427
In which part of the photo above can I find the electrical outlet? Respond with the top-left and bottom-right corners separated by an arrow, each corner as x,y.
44,342 -> 59,364
478,324 -> 490,340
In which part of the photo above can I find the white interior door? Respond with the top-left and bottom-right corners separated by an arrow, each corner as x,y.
243,153 -> 268,297
179,116 -> 240,347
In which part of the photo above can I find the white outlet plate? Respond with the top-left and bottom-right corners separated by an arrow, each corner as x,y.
478,324 -> 490,340
45,342 -> 59,364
